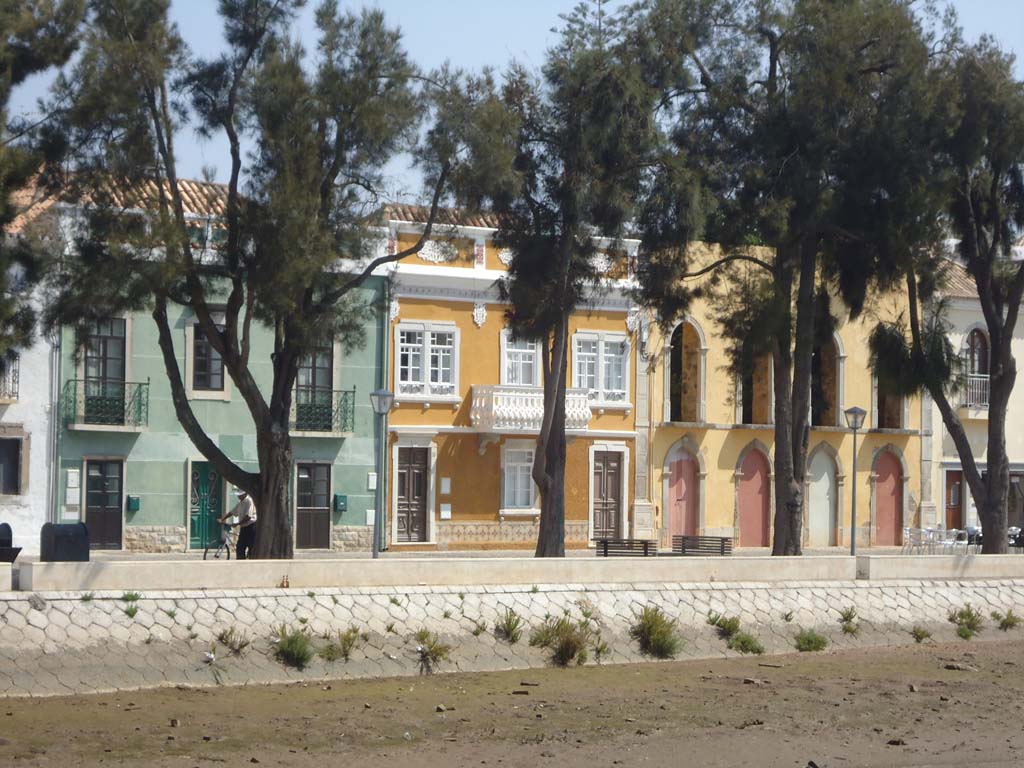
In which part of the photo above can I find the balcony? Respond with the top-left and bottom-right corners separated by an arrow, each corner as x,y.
290,387 -> 356,437
64,379 -> 149,431
959,373 -> 990,419
0,356 -> 18,403
470,385 -> 592,433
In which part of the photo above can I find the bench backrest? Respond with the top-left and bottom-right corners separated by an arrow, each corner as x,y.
671,535 -> 733,556
594,538 -> 658,557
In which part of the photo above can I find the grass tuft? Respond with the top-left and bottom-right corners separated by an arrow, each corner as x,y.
121,591 -> 141,603
216,626 -> 250,655
80,592 -> 94,603
413,629 -> 451,674
948,605 -> 984,640
273,625 -> 313,669
910,625 -> 932,643
991,609 -> 1022,632
794,628 -> 828,652
123,605 -> 138,619
529,616 -> 600,667
495,607 -> 524,644
707,611 -> 741,640
319,627 -> 362,663
727,631 -> 764,655
629,605 -> 682,659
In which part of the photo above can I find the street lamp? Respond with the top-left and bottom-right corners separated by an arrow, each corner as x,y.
844,406 -> 867,557
369,388 -> 394,559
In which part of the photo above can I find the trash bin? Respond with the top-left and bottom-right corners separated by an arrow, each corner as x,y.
0,522 -> 19,563
40,522 -> 90,562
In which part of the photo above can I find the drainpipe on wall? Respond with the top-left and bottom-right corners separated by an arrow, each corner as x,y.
377,276 -> 392,553
46,330 -> 61,525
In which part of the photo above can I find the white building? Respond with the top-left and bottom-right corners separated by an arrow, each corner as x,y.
926,259 -> 1024,532
0,332 -> 58,555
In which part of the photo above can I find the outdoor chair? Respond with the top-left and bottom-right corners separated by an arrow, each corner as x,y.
905,528 -> 928,555
900,527 -> 912,554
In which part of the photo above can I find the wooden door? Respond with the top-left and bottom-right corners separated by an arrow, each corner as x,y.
86,460 -> 123,550
669,454 -> 698,537
189,462 -> 223,549
592,451 -> 622,540
808,451 -> 837,547
945,470 -> 964,530
738,450 -> 770,547
396,447 -> 429,543
875,451 -> 903,546
296,463 -> 331,549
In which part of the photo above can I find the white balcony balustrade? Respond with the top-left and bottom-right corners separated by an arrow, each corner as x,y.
470,385 -> 593,433
960,373 -> 990,410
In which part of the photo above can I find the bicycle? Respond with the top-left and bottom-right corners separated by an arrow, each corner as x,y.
203,517 -> 238,560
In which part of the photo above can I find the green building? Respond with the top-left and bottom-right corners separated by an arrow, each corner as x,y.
53,278 -> 388,553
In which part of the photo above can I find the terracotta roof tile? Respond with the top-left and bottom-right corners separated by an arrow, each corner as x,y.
941,258 -> 978,299
379,203 -> 502,230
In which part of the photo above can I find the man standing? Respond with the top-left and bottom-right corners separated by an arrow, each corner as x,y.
221,488 -> 257,560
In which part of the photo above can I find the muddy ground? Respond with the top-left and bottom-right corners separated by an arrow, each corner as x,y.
2,637 -> 1023,767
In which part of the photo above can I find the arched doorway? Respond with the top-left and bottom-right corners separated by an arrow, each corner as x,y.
669,452 -> 699,537
874,451 -> 903,546
738,449 -> 770,547
808,450 -> 838,547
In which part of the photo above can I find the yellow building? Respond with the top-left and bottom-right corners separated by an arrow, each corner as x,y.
378,209 -> 923,551
647,281 -> 924,550
380,206 -> 645,550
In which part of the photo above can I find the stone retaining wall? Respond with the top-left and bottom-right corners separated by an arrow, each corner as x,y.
1,578 -> 1022,697
330,525 -> 373,552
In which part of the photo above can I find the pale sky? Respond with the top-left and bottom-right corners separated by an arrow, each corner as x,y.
8,0 -> 1024,201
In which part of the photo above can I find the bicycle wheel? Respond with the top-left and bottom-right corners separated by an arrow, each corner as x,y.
203,542 -> 212,560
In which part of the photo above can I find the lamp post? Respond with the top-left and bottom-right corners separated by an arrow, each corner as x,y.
844,406 -> 867,557
369,388 -> 394,559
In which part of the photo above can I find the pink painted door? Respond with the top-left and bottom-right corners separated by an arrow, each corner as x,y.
738,450 -> 770,547
670,456 -> 699,537
875,452 -> 903,546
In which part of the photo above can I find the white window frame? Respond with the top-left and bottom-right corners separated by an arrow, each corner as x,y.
499,330 -> 541,387
500,440 -> 540,518
572,331 -> 631,408
394,321 -> 461,402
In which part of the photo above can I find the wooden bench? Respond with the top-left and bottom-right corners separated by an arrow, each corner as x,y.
671,535 -> 733,557
594,538 -> 659,557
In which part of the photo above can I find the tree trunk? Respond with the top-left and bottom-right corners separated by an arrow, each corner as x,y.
535,315 -> 570,558
980,372 -> 1013,554
252,427 -> 294,559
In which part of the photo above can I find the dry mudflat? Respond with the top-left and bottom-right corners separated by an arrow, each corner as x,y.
2,637 -> 1024,767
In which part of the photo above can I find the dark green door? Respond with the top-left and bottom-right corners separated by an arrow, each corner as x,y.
189,462 -> 223,549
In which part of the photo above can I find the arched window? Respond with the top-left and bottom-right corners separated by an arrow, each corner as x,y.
669,321 -> 702,422
811,337 -> 839,427
966,329 -> 989,375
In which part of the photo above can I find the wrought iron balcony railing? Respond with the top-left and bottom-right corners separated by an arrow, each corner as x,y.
63,379 -> 150,429
960,373 -> 990,410
0,356 -> 18,401
291,387 -> 356,435
470,385 -> 592,433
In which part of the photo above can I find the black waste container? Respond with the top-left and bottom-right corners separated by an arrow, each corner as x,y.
0,522 -> 18,563
40,522 -> 90,562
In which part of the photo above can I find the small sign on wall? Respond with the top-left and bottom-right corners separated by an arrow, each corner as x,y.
367,472 -> 377,491
440,503 -> 452,520
365,509 -> 375,526
440,477 -> 451,495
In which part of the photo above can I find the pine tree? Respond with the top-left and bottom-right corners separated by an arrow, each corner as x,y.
453,0 -> 665,556
0,0 -> 84,358
43,0 -> 475,558
633,0 -> 947,554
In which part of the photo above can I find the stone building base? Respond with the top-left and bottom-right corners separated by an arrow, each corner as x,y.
330,525 -> 373,552
124,526 -> 187,553
436,520 -> 591,549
